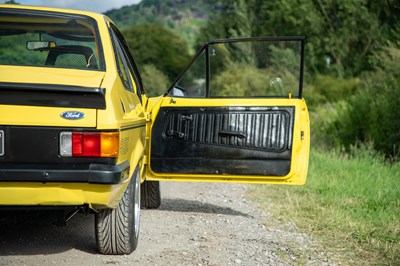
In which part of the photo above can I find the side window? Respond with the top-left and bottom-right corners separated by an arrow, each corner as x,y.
110,25 -> 144,97
110,30 -> 135,92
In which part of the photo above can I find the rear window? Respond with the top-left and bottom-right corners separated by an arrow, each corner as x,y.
0,8 -> 104,70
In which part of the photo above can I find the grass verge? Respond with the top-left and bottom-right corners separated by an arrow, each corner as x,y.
248,148 -> 400,265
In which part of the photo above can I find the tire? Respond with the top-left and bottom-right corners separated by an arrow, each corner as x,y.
140,180 -> 161,209
95,167 -> 141,255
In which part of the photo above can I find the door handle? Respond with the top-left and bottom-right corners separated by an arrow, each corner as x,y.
218,130 -> 247,139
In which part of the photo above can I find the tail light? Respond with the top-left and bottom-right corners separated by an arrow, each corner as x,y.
60,132 -> 119,158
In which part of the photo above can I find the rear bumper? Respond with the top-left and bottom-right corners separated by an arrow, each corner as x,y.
0,161 -> 129,184
0,181 -> 129,209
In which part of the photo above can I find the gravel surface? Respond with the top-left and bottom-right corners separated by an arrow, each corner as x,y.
0,182 -> 336,265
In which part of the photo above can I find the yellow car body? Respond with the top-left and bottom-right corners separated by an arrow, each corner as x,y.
0,4 -> 310,255
0,5 -> 147,210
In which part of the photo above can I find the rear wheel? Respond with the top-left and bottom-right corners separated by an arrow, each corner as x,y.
95,167 -> 141,255
141,180 -> 161,209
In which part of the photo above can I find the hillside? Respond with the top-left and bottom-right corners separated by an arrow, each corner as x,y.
105,0 -> 220,50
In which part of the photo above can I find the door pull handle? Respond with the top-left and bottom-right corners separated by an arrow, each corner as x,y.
218,130 -> 247,139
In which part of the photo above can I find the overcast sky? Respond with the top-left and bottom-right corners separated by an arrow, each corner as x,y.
10,0 -> 142,13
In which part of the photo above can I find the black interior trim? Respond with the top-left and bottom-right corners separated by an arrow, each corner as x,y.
151,106 -> 294,176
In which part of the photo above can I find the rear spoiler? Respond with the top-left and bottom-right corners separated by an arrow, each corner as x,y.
0,82 -> 106,109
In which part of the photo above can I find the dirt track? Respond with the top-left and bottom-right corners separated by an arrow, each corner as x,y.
0,182 -> 335,265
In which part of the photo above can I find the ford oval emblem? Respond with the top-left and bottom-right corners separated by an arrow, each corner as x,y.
60,111 -> 85,120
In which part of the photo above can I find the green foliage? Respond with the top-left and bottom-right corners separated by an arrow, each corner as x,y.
122,24 -> 191,81
196,0 -> 400,78
210,64 -> 271,96
140,64 -> 169,97
0,34 -> 47,66
253,0 -> 400,78
317,46 -> 400,158
306,75 -> 360,107
249,148 -> 400,265
309,101 -> 345,148
195,0 -> 252,48
203,39 -> 303,97
210,63 -> 300,97
105,0 -> 216,50
364,47 -> 400,157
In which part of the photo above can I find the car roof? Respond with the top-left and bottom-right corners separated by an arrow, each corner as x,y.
0,4 -> 107,21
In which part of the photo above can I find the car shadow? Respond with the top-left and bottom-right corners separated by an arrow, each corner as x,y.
157,198 -> 253,218
0,210 -> 97,256
0,198 -> 252,256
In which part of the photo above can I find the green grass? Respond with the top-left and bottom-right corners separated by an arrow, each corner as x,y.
248,148 -> 400,265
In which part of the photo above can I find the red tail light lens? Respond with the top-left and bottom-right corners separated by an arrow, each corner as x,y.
72,132 -> 101,157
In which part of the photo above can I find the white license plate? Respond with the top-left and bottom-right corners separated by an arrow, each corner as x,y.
0,130 -> 3,156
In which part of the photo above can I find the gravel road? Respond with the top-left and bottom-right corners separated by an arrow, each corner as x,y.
0,182 -> 335,265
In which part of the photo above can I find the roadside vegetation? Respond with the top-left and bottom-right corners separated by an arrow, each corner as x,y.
249,148 -> 400,265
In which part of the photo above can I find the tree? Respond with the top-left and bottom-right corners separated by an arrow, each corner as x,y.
195,0 -> 252,44
200,0 -> 400,78
122,24 -> 191,82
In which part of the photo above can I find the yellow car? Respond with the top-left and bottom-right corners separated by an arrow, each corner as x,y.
0,5 -> 310,255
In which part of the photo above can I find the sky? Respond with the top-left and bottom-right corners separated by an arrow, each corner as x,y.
8,0 -> 142,13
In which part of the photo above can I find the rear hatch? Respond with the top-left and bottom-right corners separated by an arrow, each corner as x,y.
0,66 -> 105,127
0,66 -> 106,165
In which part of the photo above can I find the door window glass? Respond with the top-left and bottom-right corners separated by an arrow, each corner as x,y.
168,38 -> 304,98
209,41 -> 301,97
174,50 -> 206,97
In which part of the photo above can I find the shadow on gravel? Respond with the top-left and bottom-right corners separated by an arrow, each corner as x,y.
159,198 -> 253,218
0,210 -> 97,256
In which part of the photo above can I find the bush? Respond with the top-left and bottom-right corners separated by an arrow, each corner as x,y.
140,64 -> 170,97
309,100 -> 346,148
306,75 -> 360,107
315,46 -> 400,158
210,63 -> 299,97
210,64 -> 271,96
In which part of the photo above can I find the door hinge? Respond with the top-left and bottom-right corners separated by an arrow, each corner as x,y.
143,155 -> 149,165
301,131 -> 305,140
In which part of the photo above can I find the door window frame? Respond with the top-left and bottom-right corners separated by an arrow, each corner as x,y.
166,36 -> 306,99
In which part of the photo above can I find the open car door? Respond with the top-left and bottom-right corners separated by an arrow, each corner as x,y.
145,37 -> 309,184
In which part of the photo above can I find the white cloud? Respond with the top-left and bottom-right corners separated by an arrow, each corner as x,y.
15,0 -> 141,13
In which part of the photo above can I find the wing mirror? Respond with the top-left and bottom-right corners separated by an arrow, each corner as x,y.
169,86 -> 186,96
